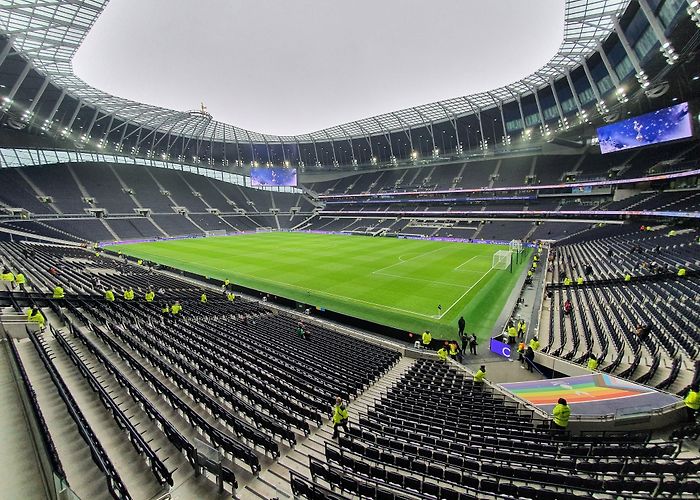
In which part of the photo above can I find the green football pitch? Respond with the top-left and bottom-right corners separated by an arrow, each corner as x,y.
109,232 -> 531,341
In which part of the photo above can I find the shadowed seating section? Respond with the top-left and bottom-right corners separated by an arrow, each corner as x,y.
0,163 -> 317,241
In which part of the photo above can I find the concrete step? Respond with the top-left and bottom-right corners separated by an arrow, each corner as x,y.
250,356 -> 413,499
16,339 -> 113,500
45,332 -> 165,500
76,328 -> 232,499
0,341 -> 49,500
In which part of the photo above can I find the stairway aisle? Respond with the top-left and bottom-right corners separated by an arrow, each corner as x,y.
242,356 -> 415,500
0,340 -> 47,500
16,338 -> 113,500
61,318 -> 228,500
73,322 -> 237,500
42,329 -> 165,500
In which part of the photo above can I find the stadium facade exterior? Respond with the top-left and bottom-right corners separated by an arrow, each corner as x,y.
0,0 -> 698,174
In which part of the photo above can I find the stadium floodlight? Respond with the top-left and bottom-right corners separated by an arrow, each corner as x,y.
492,250 -> 512,271
690,1 -> 700,27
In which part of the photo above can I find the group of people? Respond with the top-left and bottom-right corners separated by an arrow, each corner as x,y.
421,316 -> 478,363
525,253 -> 541,285
516,339 -> 538,372
1,266 -> 28,290
505,318 -> 528,345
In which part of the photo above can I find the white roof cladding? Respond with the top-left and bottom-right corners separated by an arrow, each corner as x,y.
0,0 -> 631,144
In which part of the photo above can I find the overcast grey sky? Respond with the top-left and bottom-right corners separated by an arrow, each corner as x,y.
73,0 -> 564,136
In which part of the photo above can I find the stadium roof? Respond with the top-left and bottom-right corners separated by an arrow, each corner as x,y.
0,0 -> 632,145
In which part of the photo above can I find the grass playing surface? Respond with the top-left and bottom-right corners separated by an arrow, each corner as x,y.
109,232 -> 531,341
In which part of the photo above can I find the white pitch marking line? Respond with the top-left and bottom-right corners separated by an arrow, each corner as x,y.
455,254 -> 480,271
217,266 -> 441,319
372,245 -> 449,274
372,271 -> 466,288
437,266 -> 496,319
125,243 -> 493,320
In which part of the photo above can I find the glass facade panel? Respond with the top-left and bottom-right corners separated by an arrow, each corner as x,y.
597,75 -> 614,95
615,56 -> 634,80
561,98 -> 577,113
505,119 -> 523,133
543,106 -> 559,121
659,0 -> 685,27
0,148 -> 299,192
634,26 -> 657,60
578,88 -> 596,105
524,114 -> 540,127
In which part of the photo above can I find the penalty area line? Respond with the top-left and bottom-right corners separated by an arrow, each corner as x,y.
455,254 -> 480,270
437,266 -> 496,319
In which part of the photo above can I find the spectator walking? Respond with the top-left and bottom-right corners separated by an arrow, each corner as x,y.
468,333 -> 478,355
105,288 -> 115,302
685,384 -> 699,422
14,270 -> 26,291
507,322 -> 517,345
458,316 -> 466,336
523,346 -> 535,372
421,330 -> 432,349
331,397 -> 349,439
587,353 -> 598,371
474,365 -> 486,384
552,398 -> 571,433
52,284 -> 65,299
460,331 -> 469,353
26,306 -> 45,331
448,342 -> 459,360
517,341 -> 526,365
563,299 -> 573,315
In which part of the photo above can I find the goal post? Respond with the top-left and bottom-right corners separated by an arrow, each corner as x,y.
204,229 -> 227,237
509,239 -> 523,265
492,250 -> 512,271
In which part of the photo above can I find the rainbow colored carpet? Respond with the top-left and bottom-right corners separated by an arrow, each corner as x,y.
501,374 -> 680,416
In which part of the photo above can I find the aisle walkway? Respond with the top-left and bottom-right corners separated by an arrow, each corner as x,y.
0,340 -> 48,500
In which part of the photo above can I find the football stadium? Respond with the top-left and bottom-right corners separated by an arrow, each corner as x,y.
0,1 -> 699,499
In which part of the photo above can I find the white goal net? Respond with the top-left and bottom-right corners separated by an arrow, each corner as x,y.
204,230 -> 227,237
509,239 -> 523,254
492,250 -> 512,270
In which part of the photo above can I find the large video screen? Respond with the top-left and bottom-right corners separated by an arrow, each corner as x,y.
597,102 -> 693,154
250,167 -> 297,187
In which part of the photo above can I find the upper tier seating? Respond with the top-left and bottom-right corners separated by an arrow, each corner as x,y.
69,164 -> 138,213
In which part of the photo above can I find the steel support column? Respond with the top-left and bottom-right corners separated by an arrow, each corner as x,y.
611,15 -> 649,87
596,43 -> 627,101
580,57 -> 607,115
548,78 -> 568,129
637,0 -> 679,64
